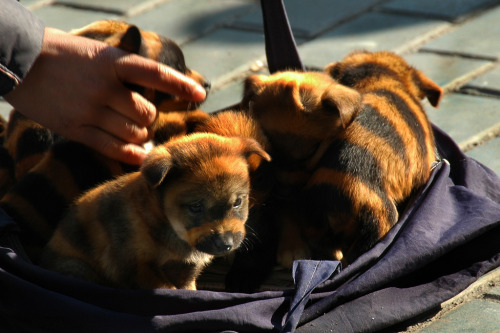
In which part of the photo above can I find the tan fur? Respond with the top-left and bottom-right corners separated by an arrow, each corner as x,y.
242,51 -> 442,265
0,20 -> 209,262
40,133 -> 270,289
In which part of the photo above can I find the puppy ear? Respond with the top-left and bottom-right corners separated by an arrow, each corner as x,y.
242,75 -> 264,110
140,147 -> 173,188
238,137 -> 271,172
117,25 -> 143,54
324,61 -> 341,79
415,71 -> 443,107
322,83 -> 362,128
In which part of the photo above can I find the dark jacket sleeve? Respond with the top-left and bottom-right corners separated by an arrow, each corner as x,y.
0,0 -> 45,95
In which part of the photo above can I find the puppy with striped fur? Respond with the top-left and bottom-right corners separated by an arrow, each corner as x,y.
244,50 -> 442,265
194,111 -> 278,292
0,20 -> 209,262
40,133 -> 270,289
3,20 -> 210,182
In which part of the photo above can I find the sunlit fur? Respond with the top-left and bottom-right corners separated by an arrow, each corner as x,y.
70,20 -> 210,113
40,133 -> 270,289
243,51 -> 442,265
0,20 -> 209,262
193,111 -> 277,292
243,71 -> 362,198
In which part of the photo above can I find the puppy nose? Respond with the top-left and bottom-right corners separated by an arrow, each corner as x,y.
214,234 -> 233,252
196,232 -> 235,255
202,81 -> 211,94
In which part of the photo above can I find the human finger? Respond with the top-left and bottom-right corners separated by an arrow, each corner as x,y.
91,106 -> 150,145
106,86 -> 157,126
114,54 -> 207,102
72,126 -> 148,165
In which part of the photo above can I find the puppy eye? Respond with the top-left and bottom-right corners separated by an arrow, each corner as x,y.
233,197 -> 243,208
188,202 -> 203,213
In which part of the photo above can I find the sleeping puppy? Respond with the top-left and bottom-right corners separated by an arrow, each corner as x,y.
0,20 -> 210,262
242,71 -> 361,197
243,51 -> 442,266
40,133 -> 270,290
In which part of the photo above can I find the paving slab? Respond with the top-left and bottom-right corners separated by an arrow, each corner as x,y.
22,0 -> 51,9
181,28 -> 266,87
201,65 -> 270,113
416,299 -> 500,333
127,0 -> 257,46
230,0 -> 383,38
462,65 -> 500,93
33,4 -> 118,31
381,0 -> 500,22
426,93 -> 500,147
421,4 -> 500,59
55,0 -> 152,15
466,137 -> 500,176
404,52 -> 490,89
202,80 -> 244,113
298,12 -> 449,69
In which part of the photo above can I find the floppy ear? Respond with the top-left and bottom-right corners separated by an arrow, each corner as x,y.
242,75 -> 264,110
321,83 -> 362,128
140,147 -> 173,188
238,137 -> 271,172
415,71 -> 443,108
116,25 -> 143,54
324,61 -> 341,79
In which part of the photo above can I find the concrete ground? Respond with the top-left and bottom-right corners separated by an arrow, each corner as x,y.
2,0 -> 500,331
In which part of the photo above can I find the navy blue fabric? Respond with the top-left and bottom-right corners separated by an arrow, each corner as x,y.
2,0 -> 500,332
1,125 -> 500,333
283,260 -> 341,332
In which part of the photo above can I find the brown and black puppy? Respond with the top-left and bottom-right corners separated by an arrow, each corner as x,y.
3,19 -> 210,181
242,71 -> 361,197
70,19 -> 210,113
40,132 -> 270,289
193,111 -> 277,292
195,111 -> 273,206
0,20 -> 209,262
244,51 -> 442,265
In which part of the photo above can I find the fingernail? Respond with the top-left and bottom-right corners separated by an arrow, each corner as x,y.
193,84 -> 207,101
135,148 -> 148,163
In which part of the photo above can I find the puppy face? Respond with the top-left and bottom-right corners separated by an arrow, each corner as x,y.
71,20 -> 210,112
242,71 -> 361,161
325,50 -> 442,107
141,133 -> 270,256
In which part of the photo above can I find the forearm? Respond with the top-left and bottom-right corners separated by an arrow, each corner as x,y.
0,0 -> 45,95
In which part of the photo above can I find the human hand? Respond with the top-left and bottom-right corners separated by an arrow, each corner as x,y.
4,28 -> 206,165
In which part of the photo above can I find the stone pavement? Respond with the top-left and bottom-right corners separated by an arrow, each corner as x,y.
2,0 -> 500,331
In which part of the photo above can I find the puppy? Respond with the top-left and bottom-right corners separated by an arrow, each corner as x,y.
3,20 -> 210,181
70,19 -> 211,112
243,51 -> 442,265
193,111 -> 277,292
242,71 -> 361,196
0,20 -> 209,262
40,133 -> 270,289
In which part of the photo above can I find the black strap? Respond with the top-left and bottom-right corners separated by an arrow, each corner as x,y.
260,0 -> 304,73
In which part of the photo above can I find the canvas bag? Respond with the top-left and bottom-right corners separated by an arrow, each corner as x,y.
1,1 -> 500,332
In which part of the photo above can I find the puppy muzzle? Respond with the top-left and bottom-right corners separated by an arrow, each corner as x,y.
196,232 -> 243,256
